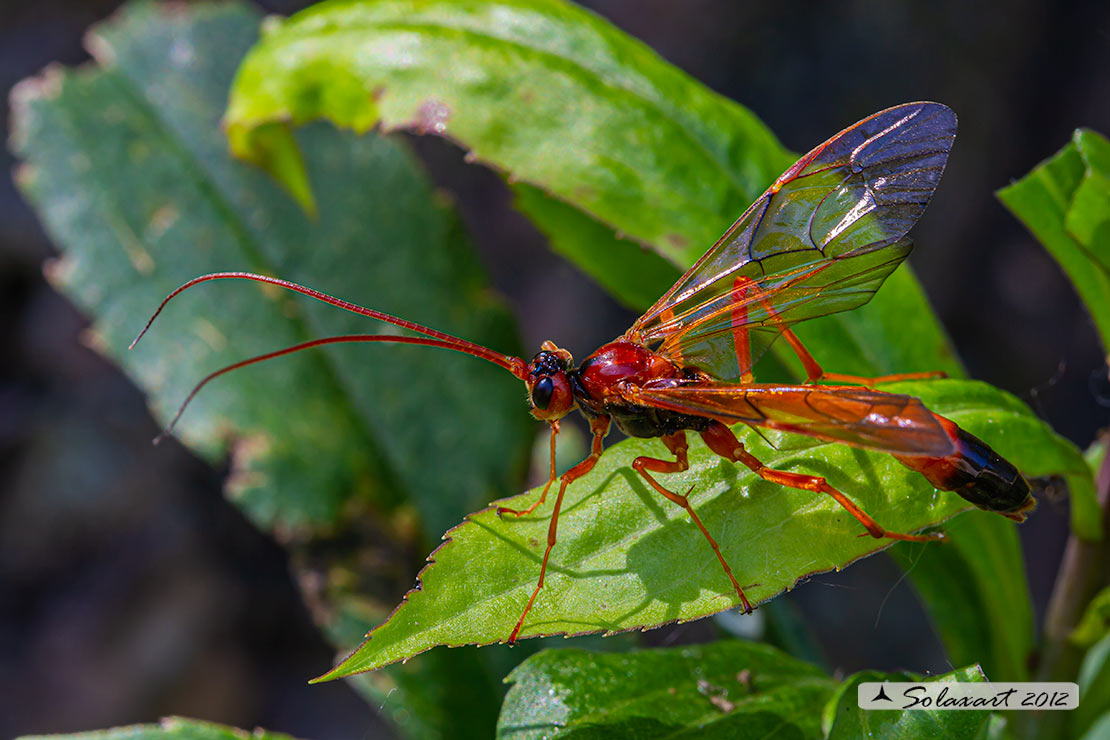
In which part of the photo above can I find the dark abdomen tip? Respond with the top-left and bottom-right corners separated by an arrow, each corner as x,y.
897,422 -> 1036,522
944,428 -> 1035,519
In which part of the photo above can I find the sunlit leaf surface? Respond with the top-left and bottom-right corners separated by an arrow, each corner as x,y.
321,380 -> 1082,677
224,0 -> 793,264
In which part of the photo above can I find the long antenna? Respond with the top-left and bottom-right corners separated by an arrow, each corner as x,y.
152,333 -> 517,443
131,272 -> 529,378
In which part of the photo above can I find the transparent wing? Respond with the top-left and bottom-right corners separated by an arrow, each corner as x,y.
631,381 -> 956,457
629,102 -> 957,380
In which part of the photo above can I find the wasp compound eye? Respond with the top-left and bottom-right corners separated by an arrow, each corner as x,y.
531,377 -> 554,410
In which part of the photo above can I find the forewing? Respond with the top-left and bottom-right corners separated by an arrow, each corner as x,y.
630,381 -> 956,457
631,102 -> 957,380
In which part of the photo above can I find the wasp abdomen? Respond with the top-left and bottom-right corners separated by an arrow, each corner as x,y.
897,418 -> 1035,521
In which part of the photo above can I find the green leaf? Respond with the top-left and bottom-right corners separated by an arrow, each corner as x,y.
496,643 -> 993,740
1074,633 -> 1110,740
10,0 -> 531,541
1072,586 -> 1110,648
998,128 -> 1110,358
497,641 -> 836,740
10,2 -> 535,736
538,713 -> 807,740
1069,131 -> 1110,264
317,379 -> 1074,677
511,183 -> 679,311
224,0 -> 793,266
16,716 -> 301,740
824,666 -> 991,740
1086,436 -> 1107,478
1079,713 -> 1110,740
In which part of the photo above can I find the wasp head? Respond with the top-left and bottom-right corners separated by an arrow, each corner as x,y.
525,341 -> 574,421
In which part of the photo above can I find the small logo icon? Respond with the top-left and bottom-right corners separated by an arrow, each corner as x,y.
872,684 -> 893,702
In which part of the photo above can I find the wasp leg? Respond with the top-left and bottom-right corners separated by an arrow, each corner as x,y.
509,416 -> 610,643
498,421 -> 560,518
700,421 -> 944,543
632,431 -> 754,613
804,368 -> 948,386
730,275 -> 946,386
729,277 -> 756,384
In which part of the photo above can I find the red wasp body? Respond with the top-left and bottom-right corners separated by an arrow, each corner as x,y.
135,102 -> 1035,643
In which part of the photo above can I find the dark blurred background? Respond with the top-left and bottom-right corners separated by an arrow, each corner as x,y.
3,0 -> 1108,738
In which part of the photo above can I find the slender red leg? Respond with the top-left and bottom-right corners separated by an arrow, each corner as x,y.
803,366 -> 948,386
509,416 -> 611,643
632,431 -> 754,613
731,276 -> 946,386
777,323 -> 946,386
498,421 -> 560,518
700,421 -> 944,543
730,277 -> 755,384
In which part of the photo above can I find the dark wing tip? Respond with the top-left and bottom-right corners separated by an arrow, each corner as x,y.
854,102 -> 957,161
883,101 -> 957,131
